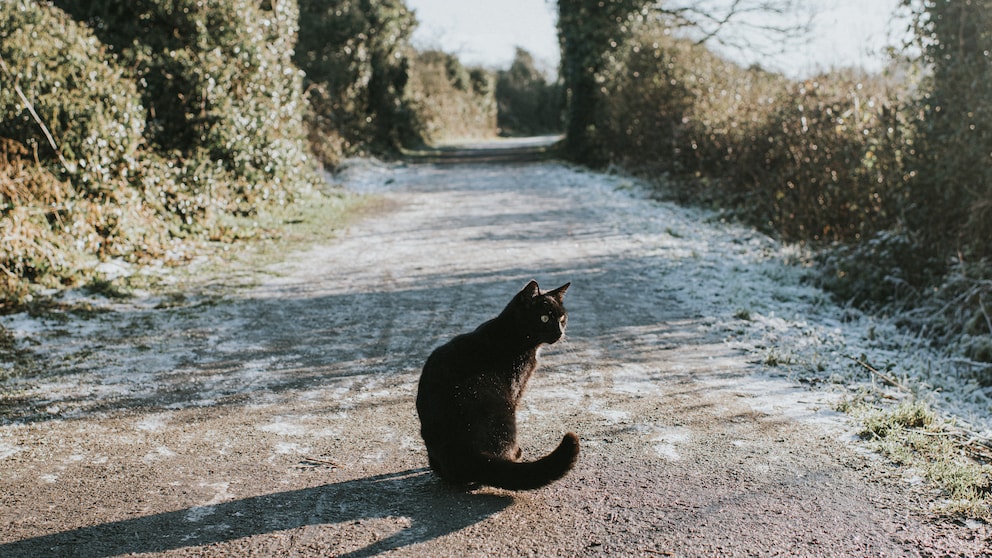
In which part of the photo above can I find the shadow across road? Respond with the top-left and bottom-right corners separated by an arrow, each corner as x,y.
1,469 -> 512,558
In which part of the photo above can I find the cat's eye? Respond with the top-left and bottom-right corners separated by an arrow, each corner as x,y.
540,315 -> 550,323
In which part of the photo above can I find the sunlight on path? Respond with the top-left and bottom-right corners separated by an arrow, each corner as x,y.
1,158 -> 988,556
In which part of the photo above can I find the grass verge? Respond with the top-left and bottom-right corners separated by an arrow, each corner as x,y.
840,397 -> 992,521
0,184 -> 375,389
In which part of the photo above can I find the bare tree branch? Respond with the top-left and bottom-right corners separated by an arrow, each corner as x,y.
0,54 -> 73,171
646,0 -> 815,57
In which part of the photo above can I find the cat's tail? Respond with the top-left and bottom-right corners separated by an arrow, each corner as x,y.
475,432 -> 580,490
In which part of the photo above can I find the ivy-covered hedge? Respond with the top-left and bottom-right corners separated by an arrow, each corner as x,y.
295,0 -> 420,164
1,0 -> 319,309
52,0 -> 315,201
1,1 -> 145,189
1,1 -> 168,302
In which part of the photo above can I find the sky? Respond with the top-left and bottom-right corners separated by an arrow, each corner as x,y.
405,0 -> 560,74
404,0 -> 907,79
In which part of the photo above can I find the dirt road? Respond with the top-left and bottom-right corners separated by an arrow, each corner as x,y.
1,146 -> 989,556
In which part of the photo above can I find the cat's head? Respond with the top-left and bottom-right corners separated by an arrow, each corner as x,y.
510,280 -> 569,344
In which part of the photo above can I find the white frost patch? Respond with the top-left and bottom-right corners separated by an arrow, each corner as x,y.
273,441 -> 308,455
40,473 -> 59,483
532,382 -> 584,403
400,435 -> 422,452
652,429 -> 691,461
704,374 -> 850,437
0,441 -> 21,460
362,450 -> 387,463
136,413 -> 171,432
259,420 -> 309,437
185,482 -> 232,522
589,403 -> 630,424
610,364 -> 664,396
142,446 -> 177,463
184,505 -> 216,523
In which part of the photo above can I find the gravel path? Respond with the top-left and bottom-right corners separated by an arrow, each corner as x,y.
1,151 -> 989,556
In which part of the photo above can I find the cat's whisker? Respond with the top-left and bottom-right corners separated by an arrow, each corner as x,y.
553,334 -> 582,372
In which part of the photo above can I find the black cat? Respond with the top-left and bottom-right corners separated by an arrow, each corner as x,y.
416,280 -> 579,490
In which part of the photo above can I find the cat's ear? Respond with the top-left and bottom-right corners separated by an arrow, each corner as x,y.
548,282 -> 570,301
520,280 -> 541,299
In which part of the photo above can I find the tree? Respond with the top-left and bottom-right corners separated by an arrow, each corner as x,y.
295,0 -> 419,158
495,48 -> 563,136
901,0 -> 992,262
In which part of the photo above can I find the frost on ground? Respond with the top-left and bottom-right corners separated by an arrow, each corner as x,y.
341,157 -> 992,437
1,155 -> 989,556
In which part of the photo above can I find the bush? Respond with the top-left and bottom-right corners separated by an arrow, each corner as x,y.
403,50 -> 497,144
595,24 -> 913,244
1,140 -> 85,301
0,0 -> 145,189
53,0 -> 316,199
1,1 -> 172,309
495,48 -> 563,136
902,0 -> 992,263
557,0 -> 653,164
725,76 -> 910,242
2,0 -> 320,309
295,0 -> 419,164
817,230 -> 940,308
928,262 -> 992,363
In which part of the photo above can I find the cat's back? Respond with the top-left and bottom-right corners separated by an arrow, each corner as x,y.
422,319 -> 497,379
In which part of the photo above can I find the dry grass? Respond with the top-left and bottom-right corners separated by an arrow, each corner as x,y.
846,398 -> 992,521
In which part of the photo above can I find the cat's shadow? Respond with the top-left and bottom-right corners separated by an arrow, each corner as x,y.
1,468 -> 512,558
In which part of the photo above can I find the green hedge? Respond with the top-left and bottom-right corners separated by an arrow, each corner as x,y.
1,1 -> 169,304
53,0 -> 316,200
0,1 -> 145,190
1,0 -> 320,309
903,0 -> 992,263
495,48 -> 562,136
295,0 -> 419,164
